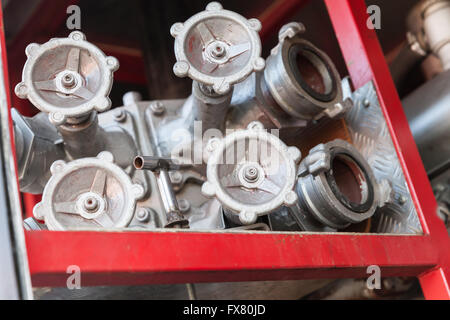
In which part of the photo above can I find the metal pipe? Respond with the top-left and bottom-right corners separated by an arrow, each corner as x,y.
402,68 -> 450,177
156,169 -> 185,226
133,156 -> 180,171
189,81 -> 232,133
11,109 -> 65,193
134,155 -> 188,228
186,283 -> 197,300
423,0 -> 450,70
57,112 -> 105,159
389,42 -> 425,86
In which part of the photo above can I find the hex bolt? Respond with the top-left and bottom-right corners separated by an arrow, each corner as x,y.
132,179 -> 146,195
206,137 -> 220,152
363,99 -> 370,108
136,208 -> 150,222
398,194 -> 407,205
113,109 -> 127,122
211,42 -> 226,58
178,199 -> 191,213
83,197 -> 99,212
169,171 -> 183,185
244,166 -> 259,182
150,101 -> 165,116
61,73 -> 76,88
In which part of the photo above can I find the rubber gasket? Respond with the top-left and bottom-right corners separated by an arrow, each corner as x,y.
324,150 -> 375,213
288,43 -> 337,102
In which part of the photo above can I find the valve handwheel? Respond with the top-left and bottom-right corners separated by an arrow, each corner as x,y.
170,2 -> 265,94
15,31 -> 119,125
33,152 -> 144,231
201,122 -> 301,225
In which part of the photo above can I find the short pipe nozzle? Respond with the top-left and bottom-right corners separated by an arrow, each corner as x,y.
133,156 -> 181,171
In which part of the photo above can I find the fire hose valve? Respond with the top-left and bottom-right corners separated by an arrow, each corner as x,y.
201,122 -> 301,225
170,1 -> 265,95
15,31 -> 119,125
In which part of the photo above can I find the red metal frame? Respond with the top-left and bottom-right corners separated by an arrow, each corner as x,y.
1,0 -> 449,299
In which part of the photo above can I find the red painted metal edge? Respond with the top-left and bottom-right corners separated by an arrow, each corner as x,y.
325,0 -> 450,299
419,268 -> 450,300
26,230 -> 437,287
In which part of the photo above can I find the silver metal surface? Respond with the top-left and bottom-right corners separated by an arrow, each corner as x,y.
171,2 -> 264,94
201,122 -> 301,225
57,112 -> 108,159
33,279 -> 333,300
34,151 -> 144,230
0,150 -> 22,299
423,0 -> 450,70
134,155 -> 189,228
407,0 -> 450,70
347,81 -> 421,234
402,68 -> 450,177
295,139 -> 384,229
2,3 -> 433,303
23,217 -> 47,231
264,22 -> 347,121
15,31 -> 118,125
12,108 -> 65,193
190,80 -> 232,133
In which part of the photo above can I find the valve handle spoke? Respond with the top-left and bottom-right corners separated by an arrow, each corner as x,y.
201,59 -> 219,74
221,172 -> 241,188
228,42 -> 251,59
34,79 -> 59,93
72,86 -> 94,100
90,169 -> 107,196
65,47 -> 81,72
54,201 -> 79,215
94,213 -> 115,228
196,22 -> 216,45
256,177 -> 281,195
